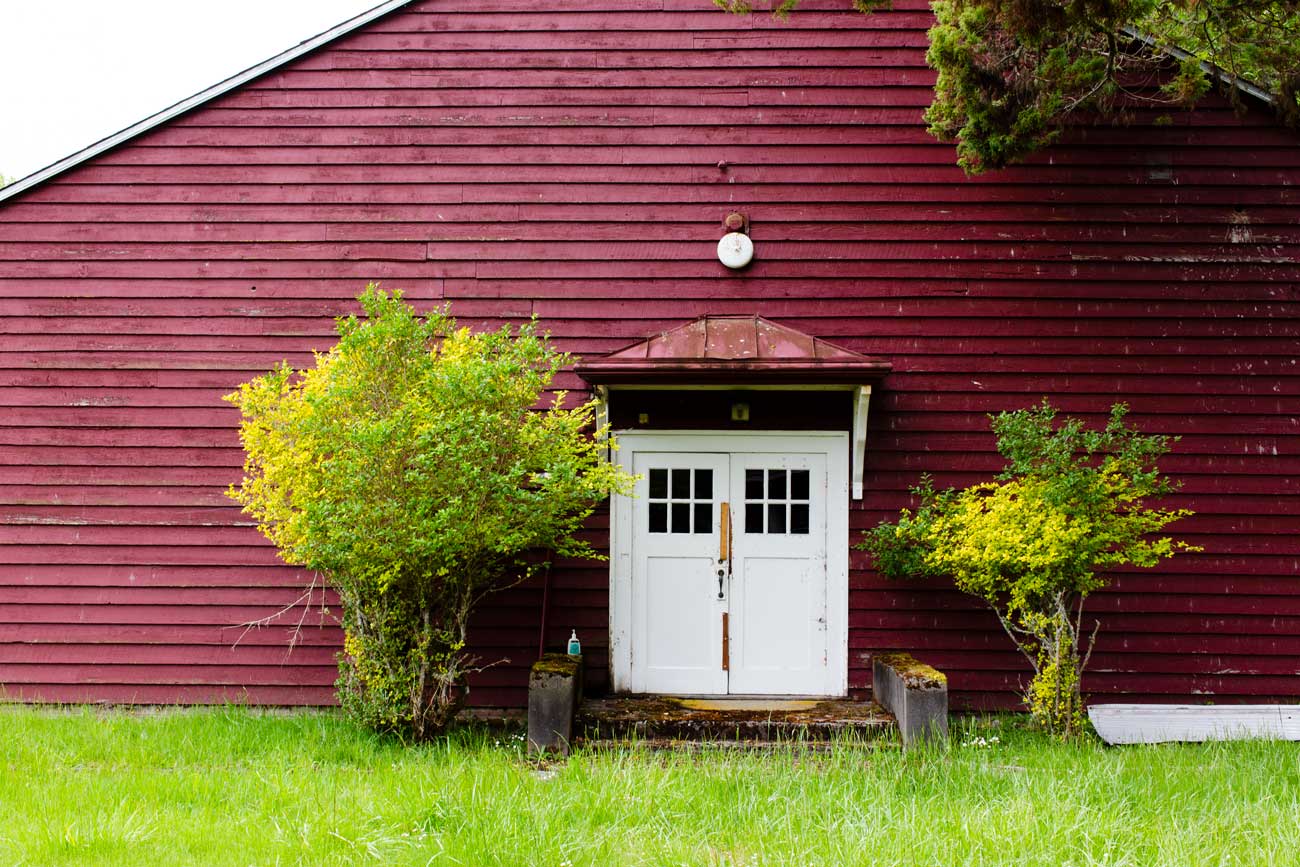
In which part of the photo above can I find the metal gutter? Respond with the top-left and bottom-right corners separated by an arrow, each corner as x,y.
1120,24 -> 1278,108
0,0 -> 418,203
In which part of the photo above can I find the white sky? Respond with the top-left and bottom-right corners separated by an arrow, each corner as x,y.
3,0 -> 383,181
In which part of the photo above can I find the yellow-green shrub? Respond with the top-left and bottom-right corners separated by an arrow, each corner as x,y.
226,286 -> 634,740
861,401 -> 1199,738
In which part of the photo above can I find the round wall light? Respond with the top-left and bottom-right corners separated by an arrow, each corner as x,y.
717,231 -> 754,269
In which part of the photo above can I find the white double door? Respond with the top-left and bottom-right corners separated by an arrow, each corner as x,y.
611,432 -> 848,697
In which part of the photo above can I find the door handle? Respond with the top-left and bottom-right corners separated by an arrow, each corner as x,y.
719,500 -> 730,564
717,501 -> 730,599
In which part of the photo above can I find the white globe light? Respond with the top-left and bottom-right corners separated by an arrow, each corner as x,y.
717,231 -> 754,269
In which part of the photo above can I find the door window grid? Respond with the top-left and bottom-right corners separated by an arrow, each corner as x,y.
744,468 -> 811,535
647,467 -> 714,534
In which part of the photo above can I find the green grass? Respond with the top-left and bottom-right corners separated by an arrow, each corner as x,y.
1,707 -> 1298,866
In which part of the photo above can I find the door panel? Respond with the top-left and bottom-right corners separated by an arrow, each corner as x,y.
630,452 -> 728,694
644,556 -> 717,671
727,453 -> 829,695
735,557 -> 813,671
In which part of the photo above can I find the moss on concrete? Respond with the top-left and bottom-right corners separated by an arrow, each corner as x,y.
875,652 -> 948,689
531,653 -> 581,678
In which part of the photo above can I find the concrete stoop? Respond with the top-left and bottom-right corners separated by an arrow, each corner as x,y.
574,696 -> 898,748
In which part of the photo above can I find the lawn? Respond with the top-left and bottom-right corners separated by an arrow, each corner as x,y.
1,708 -> 1298,866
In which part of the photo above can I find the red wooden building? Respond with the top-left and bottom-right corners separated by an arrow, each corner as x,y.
1,0 -> 1297,711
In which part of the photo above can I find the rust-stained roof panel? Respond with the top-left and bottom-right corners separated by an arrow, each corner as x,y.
643,319 -> 707,360
704,316 -> 757,359
577,315 -> 891,384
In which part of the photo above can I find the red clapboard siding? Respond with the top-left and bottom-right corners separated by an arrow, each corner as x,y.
2,0 -> 1298,711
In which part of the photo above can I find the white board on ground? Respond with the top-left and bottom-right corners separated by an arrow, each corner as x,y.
1089,704 -> 1300,745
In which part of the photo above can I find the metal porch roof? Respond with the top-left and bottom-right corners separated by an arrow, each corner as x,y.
575,315 -> 892,386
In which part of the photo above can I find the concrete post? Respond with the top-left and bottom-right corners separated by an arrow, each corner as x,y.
527,653 -> 583,756
872,652 -> 948,747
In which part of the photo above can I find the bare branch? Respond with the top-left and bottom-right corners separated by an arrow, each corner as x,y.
225,572 -> 332,656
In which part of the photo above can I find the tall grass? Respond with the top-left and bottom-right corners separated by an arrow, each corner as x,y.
1,707 -> 1297,866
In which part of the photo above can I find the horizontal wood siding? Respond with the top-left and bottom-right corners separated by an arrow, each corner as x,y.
1,0 -> 1296,709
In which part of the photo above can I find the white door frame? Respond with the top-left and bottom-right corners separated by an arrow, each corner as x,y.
609,430 -> 850,697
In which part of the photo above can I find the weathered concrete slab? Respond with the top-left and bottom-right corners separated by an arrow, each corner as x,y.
872,652 -> 948,747
527,653 -> 583,756
1090,704 -> 1300,744
576,695 -> 895,746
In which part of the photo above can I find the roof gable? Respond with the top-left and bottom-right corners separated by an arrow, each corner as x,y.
0,0 -> 417,204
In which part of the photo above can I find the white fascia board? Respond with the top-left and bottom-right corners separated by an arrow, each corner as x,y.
0,0 -> 417,204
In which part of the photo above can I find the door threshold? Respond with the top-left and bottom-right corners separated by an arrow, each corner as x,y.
652,694 -> 838,701
677,698 -> 821,711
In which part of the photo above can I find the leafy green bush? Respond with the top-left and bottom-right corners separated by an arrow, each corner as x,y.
226,286 -> 634,740
861,401 -> 1199,737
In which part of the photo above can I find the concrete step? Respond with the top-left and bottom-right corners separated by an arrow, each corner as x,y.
574,696 -> 897,747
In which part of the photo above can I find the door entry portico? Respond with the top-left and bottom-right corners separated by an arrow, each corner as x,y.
577,315 -> 889,698
611,432 -> 848,697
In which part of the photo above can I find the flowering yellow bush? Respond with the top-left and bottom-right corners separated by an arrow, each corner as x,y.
863,401 -> 1199,737
226,286 -> 634,740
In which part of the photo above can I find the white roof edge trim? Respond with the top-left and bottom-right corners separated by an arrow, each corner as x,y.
1121,25 -> 1278,108
0,0 -> 418,204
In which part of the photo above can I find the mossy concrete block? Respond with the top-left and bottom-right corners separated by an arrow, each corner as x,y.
872,652 -> 948,747
527,653 -> 583,756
